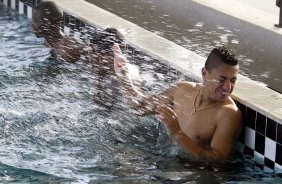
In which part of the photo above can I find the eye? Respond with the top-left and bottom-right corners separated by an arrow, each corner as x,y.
231,80 -> 236,84
218,79 -> 225,83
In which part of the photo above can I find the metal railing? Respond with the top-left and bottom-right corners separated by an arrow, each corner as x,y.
275,0 -> 282,27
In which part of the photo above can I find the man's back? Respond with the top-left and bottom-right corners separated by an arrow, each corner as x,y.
49,37 -> 81,63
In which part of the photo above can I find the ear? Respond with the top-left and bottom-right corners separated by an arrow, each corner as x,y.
201,67 -> 207,78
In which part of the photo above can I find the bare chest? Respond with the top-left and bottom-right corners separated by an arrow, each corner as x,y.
174,100 -> 218,147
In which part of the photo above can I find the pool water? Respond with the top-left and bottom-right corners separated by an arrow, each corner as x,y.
0,4 -> 282,184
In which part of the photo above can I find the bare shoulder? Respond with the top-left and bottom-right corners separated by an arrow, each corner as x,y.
173,81 -> 198,91
170,81 -> 199,96
217,98 -> 242,127
156,81 -> 197,103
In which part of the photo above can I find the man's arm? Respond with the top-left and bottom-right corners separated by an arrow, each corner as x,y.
112,44 -> 175,115
155,104 -> 204,158
203,105 -> 242,160
156,104 -> 242,161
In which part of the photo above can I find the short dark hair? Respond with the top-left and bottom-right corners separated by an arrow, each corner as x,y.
205,47 -> 238,72
33,1 -> 62,25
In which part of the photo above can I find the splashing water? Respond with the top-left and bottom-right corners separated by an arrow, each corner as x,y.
1,3 -> 282,184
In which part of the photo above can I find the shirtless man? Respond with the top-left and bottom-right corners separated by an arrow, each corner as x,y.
112,44 -> 242,161
32,1 -> 81,63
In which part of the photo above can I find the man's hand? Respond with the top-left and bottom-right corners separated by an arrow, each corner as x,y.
112,43 -> 129,77
155,104 -> 181,135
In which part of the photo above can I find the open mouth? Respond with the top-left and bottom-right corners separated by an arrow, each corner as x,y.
217,89 -> 229,99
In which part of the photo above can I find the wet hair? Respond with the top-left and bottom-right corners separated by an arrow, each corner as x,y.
205,47 -> 239,72
90,28 -> 124,54
33,1 -> 62,25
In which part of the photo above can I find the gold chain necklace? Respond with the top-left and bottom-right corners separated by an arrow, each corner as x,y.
190,90 -> 219,116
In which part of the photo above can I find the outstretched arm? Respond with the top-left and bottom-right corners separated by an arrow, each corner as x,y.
113,44 -> 144,97
112,44 -> 174,115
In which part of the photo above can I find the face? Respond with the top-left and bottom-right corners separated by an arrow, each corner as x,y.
202,63 -> 238,102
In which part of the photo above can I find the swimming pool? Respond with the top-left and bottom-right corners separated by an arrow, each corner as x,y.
1,1 -> 282,184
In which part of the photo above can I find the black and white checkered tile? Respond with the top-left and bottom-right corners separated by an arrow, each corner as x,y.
1,0 -> 41,19
62,12 -> 140,57
62,12 -> 93,44
1,0 -> 282,171
237,102 -> 282,171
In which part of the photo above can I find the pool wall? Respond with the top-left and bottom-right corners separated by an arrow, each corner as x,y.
1,0 -> 282,171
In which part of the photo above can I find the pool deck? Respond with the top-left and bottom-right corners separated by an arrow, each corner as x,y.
234,0 -> 279,16
193,0 -> 282,35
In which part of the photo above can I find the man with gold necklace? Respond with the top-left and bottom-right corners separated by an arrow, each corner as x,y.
112,44 -> 242,161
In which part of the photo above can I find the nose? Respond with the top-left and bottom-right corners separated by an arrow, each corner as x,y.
222,80 -> 232,91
